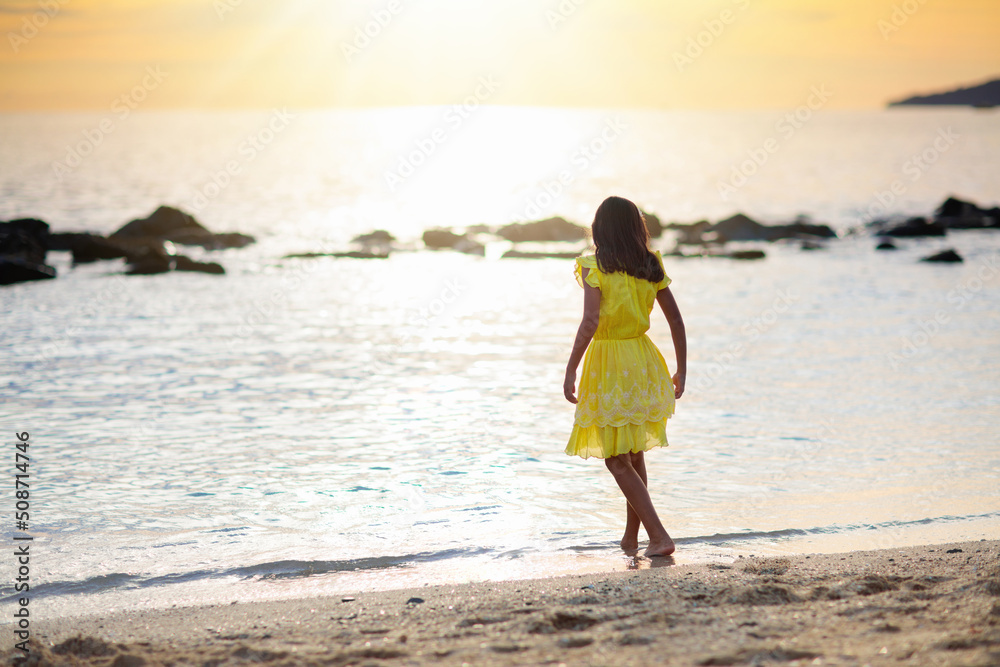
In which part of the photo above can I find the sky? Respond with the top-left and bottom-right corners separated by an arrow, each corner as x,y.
0,0 -> 997,110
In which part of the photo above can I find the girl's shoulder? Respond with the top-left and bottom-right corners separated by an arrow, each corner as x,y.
574,254 -> 601,289
652,250 -> 671,290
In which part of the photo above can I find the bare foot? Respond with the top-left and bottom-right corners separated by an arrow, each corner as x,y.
620,535 -> 639,551
644,535 -> 676,558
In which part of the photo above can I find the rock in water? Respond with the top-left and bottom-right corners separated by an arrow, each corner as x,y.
502,249 -> 581,259
0,218 -> 57,285
174,255 -> 225,274
708,214 -> 835,243
0,257 -> 57,284
423,228 -> 466,249
725,249 -> 766,260
125,245 -> 173,275
782,218 -> 837,239
921,249 -> 963,263
670,220 -> 713,245
111,206 -> 255,249
710,214 -> 771,242
422,229 -> 485,255
880,217 -> 946,237
935,196 -> 1000,229
352,230 -> 395,246
497,217 -> 588,243
60,233 -> 129,263
642,211 -> 664,238
112,206 -> 208,240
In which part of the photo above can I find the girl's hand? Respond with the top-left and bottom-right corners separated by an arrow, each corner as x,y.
564,368 -> 578,404
672,372 -> 685,399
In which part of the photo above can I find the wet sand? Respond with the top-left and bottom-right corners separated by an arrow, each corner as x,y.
16,540 -> 1000,666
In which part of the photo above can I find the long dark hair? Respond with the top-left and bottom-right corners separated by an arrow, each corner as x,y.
591,196 -> 664,283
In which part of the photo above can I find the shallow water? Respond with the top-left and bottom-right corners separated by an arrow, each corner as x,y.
1,108 -> 999,618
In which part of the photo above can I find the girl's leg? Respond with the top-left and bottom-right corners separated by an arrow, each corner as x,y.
621,451 -> 648,551
605,452 -> 675,557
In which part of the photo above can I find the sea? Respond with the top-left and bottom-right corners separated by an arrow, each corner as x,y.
1,106 -> 999,620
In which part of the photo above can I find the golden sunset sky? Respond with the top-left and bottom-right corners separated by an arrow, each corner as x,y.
0,0 -> 997,110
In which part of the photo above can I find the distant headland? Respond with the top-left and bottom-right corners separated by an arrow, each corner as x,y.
889,77 -> 1000,108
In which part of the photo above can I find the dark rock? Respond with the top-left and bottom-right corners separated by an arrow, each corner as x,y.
51,231 -> 176,268
710,213 -> 836,243
351,230 -> 395,246
800,240 -> 824,250
65,233 -> 128,263
203,232 -> 255,249
174,255 -> 225,274
423,228 -> 467,249
675,248 -> 767,260
710,214 -> 770,242
937,196 -> 979,218
466,224 -> 493,234
111,206 -> 255,249
669,220 -> 712,245
497,217 -> 587,243
0,218 -> 57,285
725,249 -> 766,260
1,218 -> 49,264
782,218 -> 837,239
880,217 -> 946,237
935,196 -> 1000,229
125,245 -> 173,275
501,250 -> 581,259
921,249 -> 963,263
112,206 -> 206,240
0,257 -> 57,285
876,240 -> 897,250
336,250 -> 390,259
47,232 -> 80,251
422,229 -> 485,255
283,250 -> 389,259
642,211 -> 664,238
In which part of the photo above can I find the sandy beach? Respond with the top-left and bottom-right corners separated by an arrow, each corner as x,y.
13,539 -> 999,666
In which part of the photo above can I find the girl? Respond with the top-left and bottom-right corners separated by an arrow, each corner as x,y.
563,196 -> 687,558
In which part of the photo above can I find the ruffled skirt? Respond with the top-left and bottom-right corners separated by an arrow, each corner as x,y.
565,334 -> 675,459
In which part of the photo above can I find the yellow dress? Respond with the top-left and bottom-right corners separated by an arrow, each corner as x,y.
565,251 -> 676,460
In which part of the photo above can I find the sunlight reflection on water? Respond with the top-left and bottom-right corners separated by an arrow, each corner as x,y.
1,107 -> 999,616
3,232 -> 1000,616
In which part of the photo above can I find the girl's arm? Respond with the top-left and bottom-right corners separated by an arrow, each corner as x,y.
564,269 -> 601,404
656,286 -> 687,399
